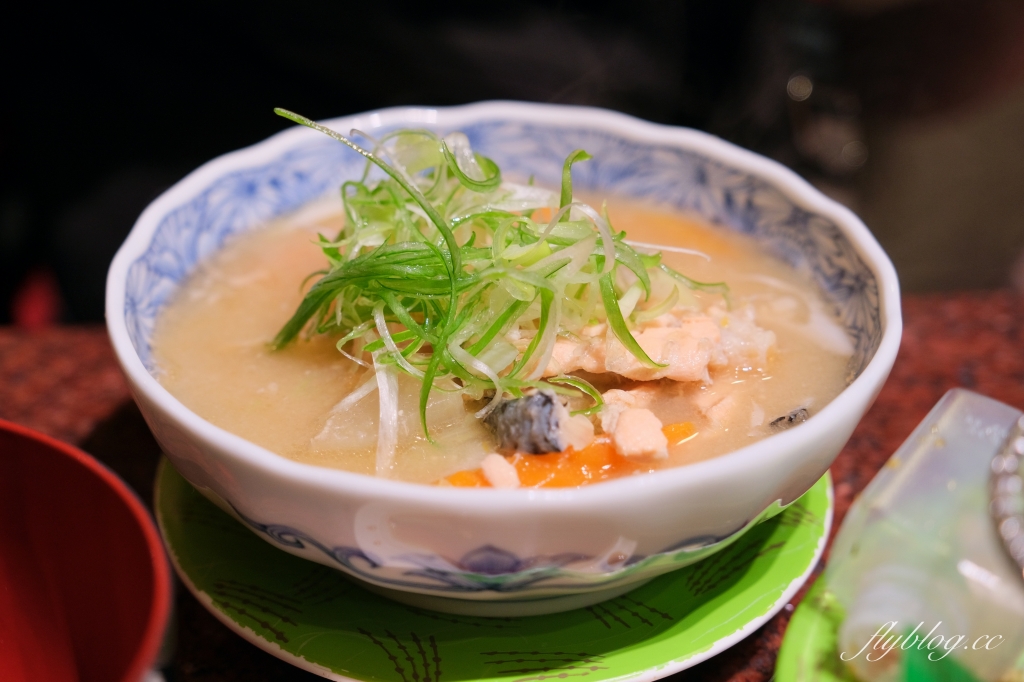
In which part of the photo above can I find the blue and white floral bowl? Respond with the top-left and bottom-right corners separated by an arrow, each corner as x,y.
107,102 -> 901,616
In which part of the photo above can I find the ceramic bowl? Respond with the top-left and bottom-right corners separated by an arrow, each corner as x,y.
0,419 -> 171,681
107,101 -> 900,616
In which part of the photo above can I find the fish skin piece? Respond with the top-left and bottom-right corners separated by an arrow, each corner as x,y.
769,407 -> 810,431
484,391 -> 567,454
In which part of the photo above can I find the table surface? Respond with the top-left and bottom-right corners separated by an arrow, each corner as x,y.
2,290 -> 1023,682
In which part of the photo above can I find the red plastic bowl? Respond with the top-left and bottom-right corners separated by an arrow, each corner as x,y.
0,419 -> 171,682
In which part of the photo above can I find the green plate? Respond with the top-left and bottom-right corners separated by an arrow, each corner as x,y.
775,577 -> 854,682
156,459 -> 832,681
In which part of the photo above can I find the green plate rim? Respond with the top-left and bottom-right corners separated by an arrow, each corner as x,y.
775,576 -> 854,682
156,458 -> 833,682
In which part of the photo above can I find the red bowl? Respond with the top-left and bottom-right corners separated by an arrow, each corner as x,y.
0,419 -> 171,682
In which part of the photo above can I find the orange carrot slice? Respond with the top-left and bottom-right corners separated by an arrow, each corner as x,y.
441,436 -> 657,488
663,421 -> 698,446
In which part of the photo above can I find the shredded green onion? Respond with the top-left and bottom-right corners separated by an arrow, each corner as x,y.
547,375 -> 604,415
271,110 -> 727,437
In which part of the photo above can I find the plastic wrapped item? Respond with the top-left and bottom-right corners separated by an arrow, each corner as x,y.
784,389 -> 1024,682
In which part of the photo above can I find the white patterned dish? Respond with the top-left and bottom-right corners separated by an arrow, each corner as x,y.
107,101 -> 900,615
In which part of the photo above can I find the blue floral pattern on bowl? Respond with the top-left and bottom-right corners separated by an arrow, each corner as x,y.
230,494 -> 796,594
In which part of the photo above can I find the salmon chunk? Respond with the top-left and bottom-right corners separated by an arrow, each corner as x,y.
612,408 -> 669,459
605,321 -> 720,381
537,315 -> 720,380
524,307 -> 773,384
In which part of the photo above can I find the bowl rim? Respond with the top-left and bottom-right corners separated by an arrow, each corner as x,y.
106,100 -> 902,511
0,417 -> 172,681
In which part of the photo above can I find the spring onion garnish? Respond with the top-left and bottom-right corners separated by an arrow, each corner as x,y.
272,109 -> 727,440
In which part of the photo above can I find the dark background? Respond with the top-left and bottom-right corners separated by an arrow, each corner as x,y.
3,0 -> 1024,325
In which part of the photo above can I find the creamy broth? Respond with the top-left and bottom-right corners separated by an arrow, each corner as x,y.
152,199 -> 852,484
